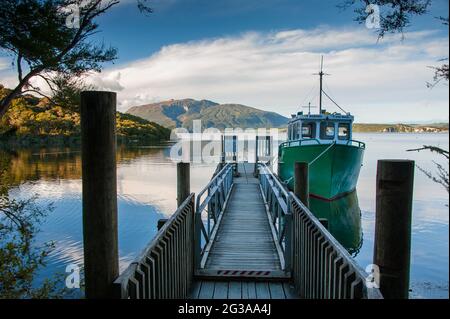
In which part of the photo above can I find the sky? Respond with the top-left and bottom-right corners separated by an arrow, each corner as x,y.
0,0 -> 449,123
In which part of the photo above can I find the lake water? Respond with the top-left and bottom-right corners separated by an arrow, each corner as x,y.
1,133 -> 448,299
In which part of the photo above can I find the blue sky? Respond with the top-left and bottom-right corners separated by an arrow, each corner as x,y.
1,0 -> 449,123
97,0 -> 449,64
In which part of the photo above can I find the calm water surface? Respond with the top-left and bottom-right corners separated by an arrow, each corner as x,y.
1,133 -> 448,298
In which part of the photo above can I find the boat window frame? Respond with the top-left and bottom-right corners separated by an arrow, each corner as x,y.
295,122 -> 301,139
338,122 -> 351,140
320,121 -> 336,140
301,122 -> 316,139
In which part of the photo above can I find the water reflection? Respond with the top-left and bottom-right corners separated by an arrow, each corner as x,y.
0,144 -> 217,294
309,192 -> 363,257
0,132 -> 448,298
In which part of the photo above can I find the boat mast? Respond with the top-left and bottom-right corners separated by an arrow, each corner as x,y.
319,56 -> 324,114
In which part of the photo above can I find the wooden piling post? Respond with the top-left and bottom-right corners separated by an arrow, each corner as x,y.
255,136 -> 259,163
81,91 -> 119,299
266,136 -> 271,157
177,162 -> 191,207
232,135 -> 237,162
254,136 -> 259,177
294,162 -> 309,208
221,134 -> 225,164
374,160 -> 415,299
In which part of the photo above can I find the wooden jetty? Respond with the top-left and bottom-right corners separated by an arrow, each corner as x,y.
112,159 -> 383,299
81,92 -> 415,300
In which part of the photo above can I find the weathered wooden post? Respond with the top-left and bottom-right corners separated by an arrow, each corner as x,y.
254,136 -> 259,177
266,136 -> 271,157
221,134 -> 225,164
232,135 -> 237,162
294,162 -> 309,208
177,162 -> 191,207
374,160 -> 415,299
81,91 -> 119,299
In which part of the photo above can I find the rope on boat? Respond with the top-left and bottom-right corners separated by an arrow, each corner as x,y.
310,142 -> 336,166
322,90 -> 348,114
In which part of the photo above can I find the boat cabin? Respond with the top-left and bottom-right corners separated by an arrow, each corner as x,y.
287,111 -> 354,145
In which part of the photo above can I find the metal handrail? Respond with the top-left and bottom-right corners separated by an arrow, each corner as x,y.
113,194 -> 196,299
346,140 -> 366,149
195,163 -> 234,269
258,162 -> 292,270
279,138 -> 322,149
289,194 -> 383,299
279,138 -> 365,150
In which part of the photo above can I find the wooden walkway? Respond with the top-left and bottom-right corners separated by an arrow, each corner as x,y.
204,178 -> 281,271
190,280 -> 299,299
189,163 -> 295,299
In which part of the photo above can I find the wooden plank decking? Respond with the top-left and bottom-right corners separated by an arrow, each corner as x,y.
190,281 -> 299,300
204,176 -> 281,271
189,163 -> 300,299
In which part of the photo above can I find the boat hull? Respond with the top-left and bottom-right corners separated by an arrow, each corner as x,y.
309,192 -> 362,255
278,143 -> 365,200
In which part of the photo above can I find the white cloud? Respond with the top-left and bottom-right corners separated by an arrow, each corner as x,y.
87,71 -> 125,92
91,27 -> 448,123
1,26 -> 449,123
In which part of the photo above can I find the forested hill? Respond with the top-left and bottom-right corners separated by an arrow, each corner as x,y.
127,99 -> 289,130
0,85 -> 171,146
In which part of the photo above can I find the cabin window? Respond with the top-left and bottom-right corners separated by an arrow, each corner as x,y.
295,122 -> 301,139
320,122 -> 335,140
302,123 -> 316,139
338,123 -> 351,140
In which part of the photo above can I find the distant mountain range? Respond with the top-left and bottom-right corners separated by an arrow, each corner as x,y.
126,99 -> 289,130
126,99 -> 449,133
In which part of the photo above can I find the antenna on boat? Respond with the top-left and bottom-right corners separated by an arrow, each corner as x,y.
302,102 -> 318,116
314,56 -> 330,114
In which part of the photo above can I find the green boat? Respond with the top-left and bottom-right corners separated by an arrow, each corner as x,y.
309,192 -> 363,256
278,58 -> 365,200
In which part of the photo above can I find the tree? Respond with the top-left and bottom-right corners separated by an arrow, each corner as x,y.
50,73 -> 94,112
0,151 -> 61,298
341,0 -> 449,85
0,0 -> 121,119
408,146 -> 449,194
0,0 -> 153,119
342,1 -> 449,192
340,0 -> 431,37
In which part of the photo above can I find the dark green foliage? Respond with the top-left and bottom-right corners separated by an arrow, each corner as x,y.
0,85 -> 171,146
341,0 -> 448,85
49,73 -> 94,113
340,0 -> 431,38
0,0 -> 120,117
